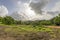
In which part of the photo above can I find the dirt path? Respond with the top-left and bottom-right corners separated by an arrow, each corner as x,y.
47,26 -> 60,29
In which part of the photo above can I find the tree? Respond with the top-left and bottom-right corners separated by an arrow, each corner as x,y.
40,20 -> 52,25
2,16 -> 15,25
0,17 -> 2,22
31,20 -> 41,27
51,14 -> 60,26
15,20 -> 22,25
0,17 -> 3,24
53,15 -> 60,26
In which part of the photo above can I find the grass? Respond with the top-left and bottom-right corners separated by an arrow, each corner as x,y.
0,24 -> 53,34
0,24 -> 60,40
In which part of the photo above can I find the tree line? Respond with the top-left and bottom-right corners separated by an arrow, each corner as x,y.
0,14 -> 60,26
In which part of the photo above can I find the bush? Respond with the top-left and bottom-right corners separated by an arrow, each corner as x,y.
40,20 -> 52,25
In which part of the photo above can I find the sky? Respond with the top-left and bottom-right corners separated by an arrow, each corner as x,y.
0,0 -> 60,20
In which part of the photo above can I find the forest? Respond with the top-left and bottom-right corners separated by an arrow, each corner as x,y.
0,14 -> 60,26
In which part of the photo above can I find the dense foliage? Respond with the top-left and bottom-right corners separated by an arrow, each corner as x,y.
52,14 -> 60,26
0,14 -> 60,26
1,16 -> 15,25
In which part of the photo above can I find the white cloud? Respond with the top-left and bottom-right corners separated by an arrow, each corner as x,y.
11,1 -> 37,21
34,11 -> 54,20
41,1 -> 60,20
11,0 -> 58,21
0,5 -> 8,17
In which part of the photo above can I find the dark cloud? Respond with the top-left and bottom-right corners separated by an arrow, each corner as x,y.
30,0 -> 50,14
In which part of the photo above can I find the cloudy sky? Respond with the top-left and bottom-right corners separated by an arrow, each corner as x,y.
0,0 -> 60,20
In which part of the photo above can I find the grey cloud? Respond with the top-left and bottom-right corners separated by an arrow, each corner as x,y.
20,0 -> 29,2
16,0 -> 30,3
47,11 -> 60,18
11,0 -> 59,21
10,12 -> 28,20
30,0 -> 50,14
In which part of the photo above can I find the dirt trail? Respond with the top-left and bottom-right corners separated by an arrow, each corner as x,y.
47,26 -> 60,28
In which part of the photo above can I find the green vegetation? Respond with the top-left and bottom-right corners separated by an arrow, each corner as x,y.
52,14 -> 60,26
4,25 -> 52,33
0,24 -> 60,40
0,14 -> 60,35
2,16 -> 15,25
0,14 -> 60,26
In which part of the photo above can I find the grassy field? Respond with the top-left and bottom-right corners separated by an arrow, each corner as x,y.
0,24 -> 60,40
0,24 -> 52,33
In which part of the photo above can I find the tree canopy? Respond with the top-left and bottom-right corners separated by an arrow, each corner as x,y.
0,14 -> 60,26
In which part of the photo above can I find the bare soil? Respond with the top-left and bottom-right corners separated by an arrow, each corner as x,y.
47,26 -> 60,28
